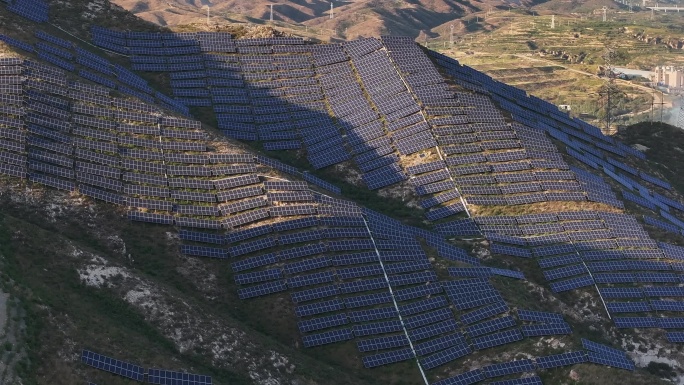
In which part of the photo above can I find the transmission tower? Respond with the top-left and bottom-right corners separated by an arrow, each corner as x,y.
551,15 -> 555,29
602,6 -> 607,21
598,47 -> 622,133
203,5 -> 210,26
676,97 -> 684,128
651,90 -> 666,124
330,2 -> 334,19
449,24 -> 454,47
269,4 -> 274,21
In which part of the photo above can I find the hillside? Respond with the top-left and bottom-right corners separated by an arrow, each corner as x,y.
2,0 -> 684,385
426,8 -> 684,129
109,0 -> 543,39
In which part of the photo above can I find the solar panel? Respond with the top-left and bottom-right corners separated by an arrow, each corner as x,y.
549,275 -> 594,293
465,315 -> 517,338
666,331 -> 684,343
302,328 -> 354,347
238,280 -> 287,299
581,339 -> 627,357
348,307 -> 399,323
81,350 -> 145,381
472,328 -> 523,350
399,296 -> 448,316
295,298 -> 345,318
357,334 -> 409,352
488,376 -> 543,385
431,369 -> 486,385
147,369 -> 212,385
288,271 -> 335,289
535,350 -> 587,369
362,347 -> 415,368
279,243 -> 327,261
483,359 -> 535,378
343,289 -> 393,309
587,351 -> 635,371
521,322 -> 572,336
403,308 -> 454,330
650,300 -> 684,312
419,343 -> 471,370
460,301 -> 508,325
231,253 -> 278,273
394,283 -> 443,301
517,309 -> 564,323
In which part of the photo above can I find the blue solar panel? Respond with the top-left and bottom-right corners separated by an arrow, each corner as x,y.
483,359 -> 535,378
650,300 -> 684,312
448,267 -> 492,278
488,376 -> 543,385
295,298 -> 345,318
284,257 -> 331,275
490,243 -> 532,258
238,280 -> 287,299
394,284 -> 443,301
357,334 -> 410,352
298,313 -> 348,333
549,274 -> 594,293
666,331 -> 684,343
234,269 -> 282,285
419,343 -> 471,370
403,308 -> 454,330
362,348 -> 414,368
81,350 -> 145,381
337,264 -> 384,280
489,268 -> 526,280
581,339 -> 626,357
409,318 -> 460,341
472,328 -> 523,350
465,315 -> 517,338
302,328 -> 353,347
287,271 -> 335,289
587,351 -> 635,371
535,350 -> 587,369
147,369 -> 212,385
231,253 -> 278,273
460,301 -> 508,325
291,284 -> 339,303
180,245 -> 227,259
517,309 -> 565,323
338,277 -> 388,294
521,322 -> 572,336
342,288 -> 393,307
657,317 -> 684,329
431,369 -> 486,385
353,320 -> 403,337
348,307 -> 398,323
399,296 -> 448,316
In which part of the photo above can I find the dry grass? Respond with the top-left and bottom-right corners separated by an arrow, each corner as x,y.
468,200 -> 622,217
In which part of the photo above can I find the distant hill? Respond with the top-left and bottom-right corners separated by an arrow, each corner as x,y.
110,0 -> 546,39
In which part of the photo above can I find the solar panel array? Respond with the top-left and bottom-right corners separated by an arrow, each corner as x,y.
0,30 -> 189,116
82,29 -> 650,232
435,339 -> 634,384
0,49 -> 549,373
80,349 -> 212,384
453,207 -> 684,339
5,0 -> 49,23
1,25 -> 678,382
0,55 -> 335,228
81,350 -> 145,381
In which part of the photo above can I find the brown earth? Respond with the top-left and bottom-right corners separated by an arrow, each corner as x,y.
110,0 -> 545,39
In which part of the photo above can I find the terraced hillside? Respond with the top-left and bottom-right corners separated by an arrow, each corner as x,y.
1,1 -> 684,385
432,12 -> 681,125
